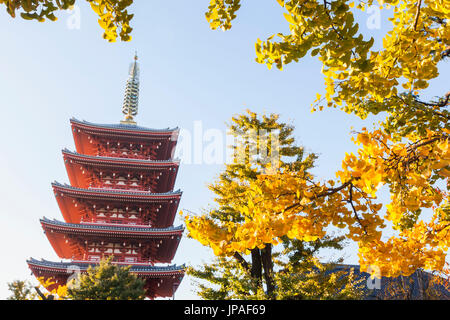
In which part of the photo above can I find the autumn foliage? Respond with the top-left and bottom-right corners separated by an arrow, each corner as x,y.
185,111 -> 366,299
12,258 -> 146,300
185,0 -> 450,280
0,0 -> 134,41
2,0 -> 449,294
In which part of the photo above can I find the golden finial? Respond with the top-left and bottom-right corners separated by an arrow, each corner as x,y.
120,52 -> 139,125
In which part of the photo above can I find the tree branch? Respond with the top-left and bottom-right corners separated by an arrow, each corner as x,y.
413,0 -> 423,31
261,244 -> 276,299
347,184 -> 368,235
233,252 -> 250,272
34,286 -> 54,300
251,248 -> 263,286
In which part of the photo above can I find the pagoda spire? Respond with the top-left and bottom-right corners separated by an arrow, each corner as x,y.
121,52 -> 140,125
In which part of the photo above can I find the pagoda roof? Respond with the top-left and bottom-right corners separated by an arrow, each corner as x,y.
62,148 -> 180,168
40,217 -> 184,236
27,258 -> 185,298
70,118 -> 179,136
27,258 -> 185,276
41,218 -> 183,262
52,183 -> 181,227
52,182 -> 182,200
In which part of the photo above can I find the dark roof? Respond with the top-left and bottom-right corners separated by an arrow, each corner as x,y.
331,264 -> 450,300
40,217 -> 184,234
52,181 -> 182,197
70,118 -> 179,134
27,258 -> 185,273
62,148 -> 180,165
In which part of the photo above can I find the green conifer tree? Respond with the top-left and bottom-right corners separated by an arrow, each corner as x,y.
67,257 -> 146,300
187,110 -> 365,300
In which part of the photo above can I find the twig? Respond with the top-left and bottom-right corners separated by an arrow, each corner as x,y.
413,0 -> 422,31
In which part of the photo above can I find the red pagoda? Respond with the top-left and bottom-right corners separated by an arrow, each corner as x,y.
27,54 -> 185,299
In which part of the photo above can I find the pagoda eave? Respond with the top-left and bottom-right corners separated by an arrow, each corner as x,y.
52,182 -> 182,201
63,149 -> 180,168
70,118 -> 179,137
41,219 -> 183,262
41,218 -> 184,237
62,150 -> 179,192
70,119 -> 179,160
27,258 -> 185,299
52,184 -> 180,228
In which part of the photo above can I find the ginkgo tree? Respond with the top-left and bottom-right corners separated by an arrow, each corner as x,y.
185,110 -> 366,299
186,111 -> 448,281
193,0 -> 449,278
204,0 -> 449,153
0,0 -> 134,41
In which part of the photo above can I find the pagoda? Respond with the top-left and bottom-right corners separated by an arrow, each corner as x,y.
27,54 -> 185,299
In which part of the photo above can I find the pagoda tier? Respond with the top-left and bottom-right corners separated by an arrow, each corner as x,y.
52,182 -> 181,228
27,258 -> 184,299
70,118 -> 179,161
62,149 -> 179,193
41,218 -> 183,264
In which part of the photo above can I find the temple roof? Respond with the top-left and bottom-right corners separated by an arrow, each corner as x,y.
41,217 -> 184,235
28,258 -> 185,299
27,258 -> 185,274
52,182 -> 182,199
52,182 -> 181,227
70,118 -> 179,135
41,218 -> 183,262
62,148 -> 180,167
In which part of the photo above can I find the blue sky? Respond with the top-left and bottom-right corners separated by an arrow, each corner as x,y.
0,1 -> 448,299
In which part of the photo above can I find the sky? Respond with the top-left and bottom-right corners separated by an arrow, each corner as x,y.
0,1 -> 448,300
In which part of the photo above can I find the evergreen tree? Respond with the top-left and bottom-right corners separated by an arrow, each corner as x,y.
7,280 -> 37,300
67,257 -> 146,300
186,110 -> 365,299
